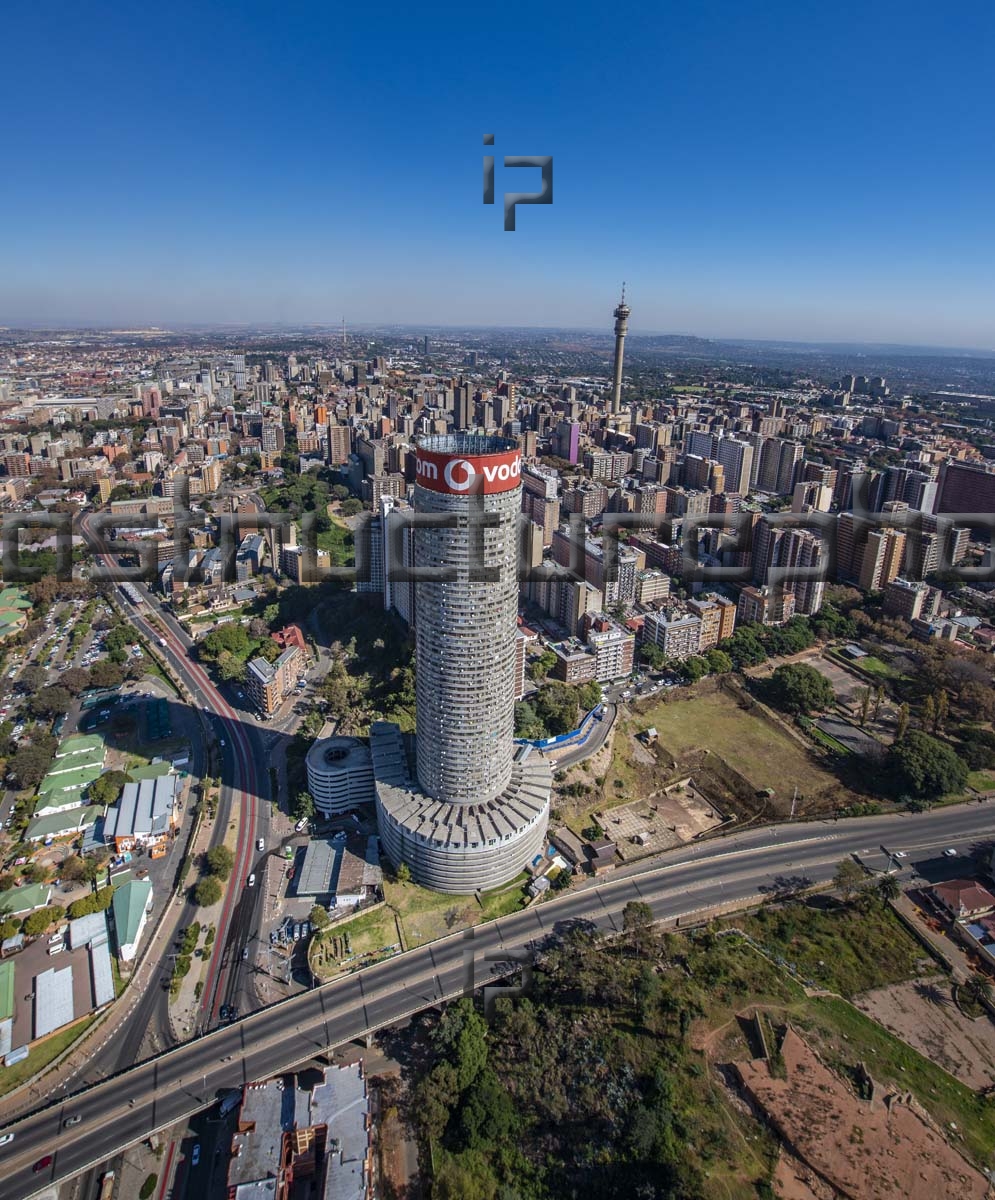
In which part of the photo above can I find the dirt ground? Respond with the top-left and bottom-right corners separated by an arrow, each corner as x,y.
734,1026 -> 988,1200
855,979 -> 995,1091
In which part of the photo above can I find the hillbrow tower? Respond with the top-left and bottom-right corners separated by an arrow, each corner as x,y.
609,285 -> 631,415
372,433 -> 551,893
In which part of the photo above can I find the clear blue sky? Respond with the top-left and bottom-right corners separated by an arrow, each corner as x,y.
2,1 -> 993,346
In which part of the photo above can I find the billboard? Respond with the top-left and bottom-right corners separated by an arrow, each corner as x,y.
415,446 -> 522,495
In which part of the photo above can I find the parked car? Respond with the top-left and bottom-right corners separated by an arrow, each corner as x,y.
191,1144 -> 201,1167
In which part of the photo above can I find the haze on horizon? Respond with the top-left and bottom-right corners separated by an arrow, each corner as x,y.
2,1 -> 993,350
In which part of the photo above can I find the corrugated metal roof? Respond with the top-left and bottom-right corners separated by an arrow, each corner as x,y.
34,964 -> 75,1039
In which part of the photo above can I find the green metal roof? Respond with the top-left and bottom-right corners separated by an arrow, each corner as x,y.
112,879 -> 152,948
0,961 -> 14,1022
55,734 -> 105,757
47,746 -> 106,774
128,761 -> 173,780
38,765 -> 103,795
0,882 -> 52,915
26,805 -> 102,840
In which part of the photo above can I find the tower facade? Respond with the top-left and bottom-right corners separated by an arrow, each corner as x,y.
610,287 -> 631,415
373,433 -> 551,892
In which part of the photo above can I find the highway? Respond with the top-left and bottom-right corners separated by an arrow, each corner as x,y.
3,799 -> 993,1198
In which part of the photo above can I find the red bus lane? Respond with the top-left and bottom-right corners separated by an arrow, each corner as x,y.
144,615 -> 258,1025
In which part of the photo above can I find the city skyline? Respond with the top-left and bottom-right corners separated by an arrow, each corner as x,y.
2,2 -> 993,347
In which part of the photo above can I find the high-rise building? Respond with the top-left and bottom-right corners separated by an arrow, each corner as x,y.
859,528 -> 906,591
610,287 -> 631,415
937,460 -> 995,514
373,435 -> 551,893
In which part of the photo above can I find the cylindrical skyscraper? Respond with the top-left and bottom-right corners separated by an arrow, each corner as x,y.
372,433 -> 551,893
413,434 -> 520,803
610,286 -> 631,415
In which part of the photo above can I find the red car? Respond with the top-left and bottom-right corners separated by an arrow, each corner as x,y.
33,1155 -> 53,1173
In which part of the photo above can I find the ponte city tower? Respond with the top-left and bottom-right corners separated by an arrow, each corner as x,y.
372,434 -> 551,893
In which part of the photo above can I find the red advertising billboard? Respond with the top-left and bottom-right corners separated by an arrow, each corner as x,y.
415,447 -> 521,495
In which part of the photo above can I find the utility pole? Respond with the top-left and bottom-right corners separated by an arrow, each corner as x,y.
790,787 -> 798,818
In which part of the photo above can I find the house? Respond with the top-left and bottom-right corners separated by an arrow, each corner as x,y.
112,879 -> 153,962
933,879 -> 995,920
102,775 -> 177,855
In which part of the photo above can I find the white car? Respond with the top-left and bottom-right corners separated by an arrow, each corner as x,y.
943,848 -> 958,858
220,739 -> 226,747
247,873 -> 256,887
257,838 -> 264,851
0,1133 -> 13,1147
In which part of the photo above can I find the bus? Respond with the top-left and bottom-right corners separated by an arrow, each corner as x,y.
120,583 -> 143,606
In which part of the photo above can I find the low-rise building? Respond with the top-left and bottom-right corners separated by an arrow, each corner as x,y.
111,878 -> 153,962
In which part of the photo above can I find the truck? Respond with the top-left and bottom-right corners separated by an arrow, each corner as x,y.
99,1170 -> 115,1200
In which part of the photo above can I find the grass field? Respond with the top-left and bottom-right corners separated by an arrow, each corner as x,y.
967,770 -> 995,792
0,1015 -> 97,1097
310,905 -> 400,978
634,687 -> 841,799
383,874 -> 528,947
737,900 -> 929,997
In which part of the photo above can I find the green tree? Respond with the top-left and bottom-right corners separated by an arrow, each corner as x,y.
139,1174 -> 158,1200
0,918 -> 20,940
29,685 -> 73,718
639,641 -> 667,669
396,861 -> 411,883
194,875 -> 223,907
704,648 -> 733,675
309,904 -> 330,931
205,845 -> 234,880
680,655 -> 710,683
292,791 -> 315,821
88,770 -> 129,807
895,702 -> 910,742
528,650 -> 557,682
434,997 -> 488,1091
433,1149 -> 498,1200
22,906 -> 64,937
9,743 -> 55,788
764,663 -> 835,715
833,857 -> 866,902
877,874 -> 900,903
887,730 -> 968,799
59,855 -> 86,883
857,686 -> 871,727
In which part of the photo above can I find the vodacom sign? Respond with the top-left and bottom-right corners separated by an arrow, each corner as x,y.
416,448 -> 522,495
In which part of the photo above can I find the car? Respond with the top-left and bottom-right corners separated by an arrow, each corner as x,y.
943,847 -> 959,857
191,1144 -> 201,1167
219,1004 -> 230,1020
247,873 -> 255,887
295,817 -> 309,832
63,1115 -> 81,1128
242,947 -> 249,961
220,739 -> 226,747
293,924 -> 302,942
257,838 -> 265,851
0,1133 -> 13,1147
301,921 -> 310,938
893,850 -> 908,858
33,1155 -> 53,1173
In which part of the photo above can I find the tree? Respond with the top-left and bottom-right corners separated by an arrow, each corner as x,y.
639,641 -> 667,669
0,919 -> 20,941
935,689 -> 949,732
873,685 -> 885,721
88,660 -> 124,689
88,770 -> 129,807
433,997 -> 488,1091
921,694 -> 936,731
877,874 -> 901,903
194,875 -> 223,907
9,743 -> 55,788
396,861 -> 411,883
60,855 -> 86,883
704,648 -> 733,675
59,667 -> 90,695
857,687 -> 871,727
680,656 -> 710,684
139,1174 -> 158,1200
895,702 -> 910,742
833,857 -> 866,902
22,906 -> 64,937
764,663 -> 835,715
528,650 -> 557,682
29,685 -> 72,718
309,904 -> 330,931
888,730 -> 968,799
963,973 -> 992,1009
18,665 -> 46,694
961,681 -> 995,723
292,791 -> 315,821
433,1150 -> 498,1200
622,900 -> 656,957
205,845 -> 234,880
